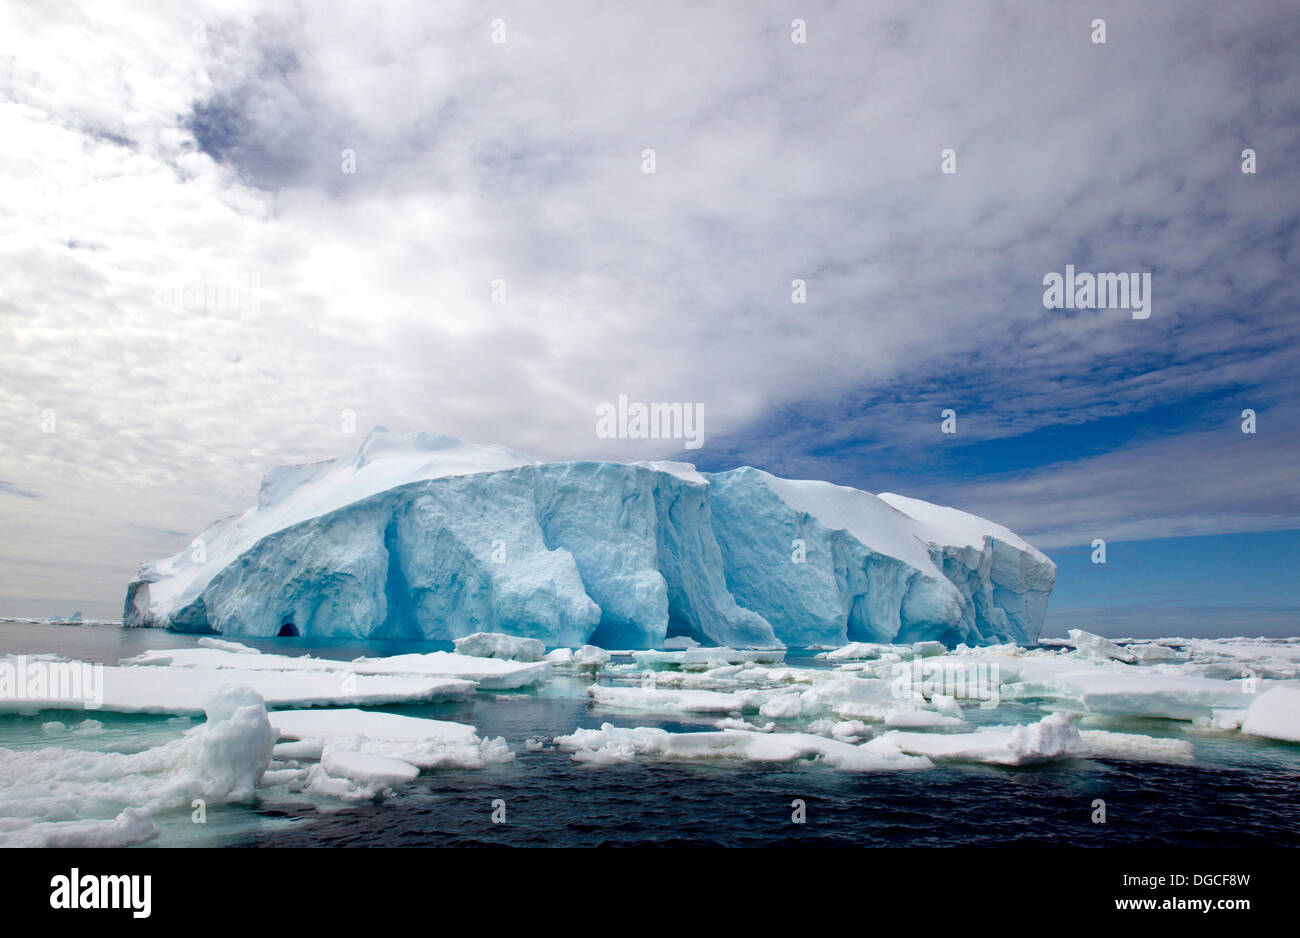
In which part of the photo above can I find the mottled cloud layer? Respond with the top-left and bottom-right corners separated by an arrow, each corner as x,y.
1,1 -> 1297,614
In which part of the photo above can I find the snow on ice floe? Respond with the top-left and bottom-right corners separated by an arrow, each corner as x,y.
572,645 -> 612,670
765,672 -> 982,723
882,710 -> 964,728
984,634 -> 1297,723
590,684 -> 779,714
0,685 -> 276,847
818,640 -> 951,661
0,690 -> 518,846
875,712 -> 1191,766
269,707 -> 507,767
539,644 -> 613,670
1064,628 -> 1138,663
800,632 -> 1292,727
554,723 -> 933,771
1240,686 -> 1300,743
589,669 -> 966,725
632,648 -> 786,671
344,653 -> 549,689
553,712 -> 1195,772
124,427 -> 1055,648
320,749 -> 420,790
579,631 -> 1297,764
877,712 -> 1090,766
267,708 -> 513,801
453,631 -> 545,662
552,711 -> 1192,771
1001,667 -> 1257,722
197,637 -> 262,654
127,645 -> 549,691
1076,730 -> 1196,763
0,653 -> 474,715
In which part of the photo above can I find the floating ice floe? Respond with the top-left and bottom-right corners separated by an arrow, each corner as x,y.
590,684 -> 777,714
617,663 -> 751,689
553,723 -> 933,771
1002,667 -> 1258,722
812,632 -> 1297,746
1065,628 -> 1138,663
1123,643 -> 1187,664
197,637 -> 262,654
888,713 -> 1161,765
453,631 -> 545,662
1240,685 -> 1300,743
806,718 -> 873,740
0,685 -> 276,847
631,648 -> 786,671
758,674 -> 967,723
572,645 -> 612,670
1077,729 -> 1196,763
127,646 -> 549,691
1172,638 -> 1300,680
267,708 -> 513,801
713,717 -> 776,732
543,645 -> 612,672
0,653 -> 474,715
880,713 -> 1195,766
605,633 -> 1298,753
817,642 -> 896,661
345,653 -> 550,689
877,712 -> 1090,766
882,710 -> 965,728
269,708 -> 510,768
589,667 -> 972,727
556,710 -> 1195,771
321,750 -> 420,789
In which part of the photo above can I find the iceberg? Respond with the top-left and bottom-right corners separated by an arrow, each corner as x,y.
124,428 -> 1055,649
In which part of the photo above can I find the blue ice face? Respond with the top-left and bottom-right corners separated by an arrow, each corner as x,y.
126,459 -> 1053,649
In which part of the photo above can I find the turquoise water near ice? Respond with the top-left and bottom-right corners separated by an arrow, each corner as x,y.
2,621 -> 1298,847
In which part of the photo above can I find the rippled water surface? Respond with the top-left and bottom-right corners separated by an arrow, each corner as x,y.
3,622 -> 1298,848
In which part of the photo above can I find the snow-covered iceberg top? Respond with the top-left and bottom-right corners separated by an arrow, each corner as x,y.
125,428 -> 1056,649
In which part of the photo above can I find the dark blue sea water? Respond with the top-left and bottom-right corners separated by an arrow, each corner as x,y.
242,705 -> 1300,848
3,622 -> 1299,848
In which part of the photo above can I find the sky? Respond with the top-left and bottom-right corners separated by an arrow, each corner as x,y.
0,1 -> 1297,635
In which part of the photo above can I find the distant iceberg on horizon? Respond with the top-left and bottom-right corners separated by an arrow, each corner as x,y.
124,428 -> 1056,649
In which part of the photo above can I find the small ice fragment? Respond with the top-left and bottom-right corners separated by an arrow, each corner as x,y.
1241,685 -> 1300,743
453,632 -> 545,662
